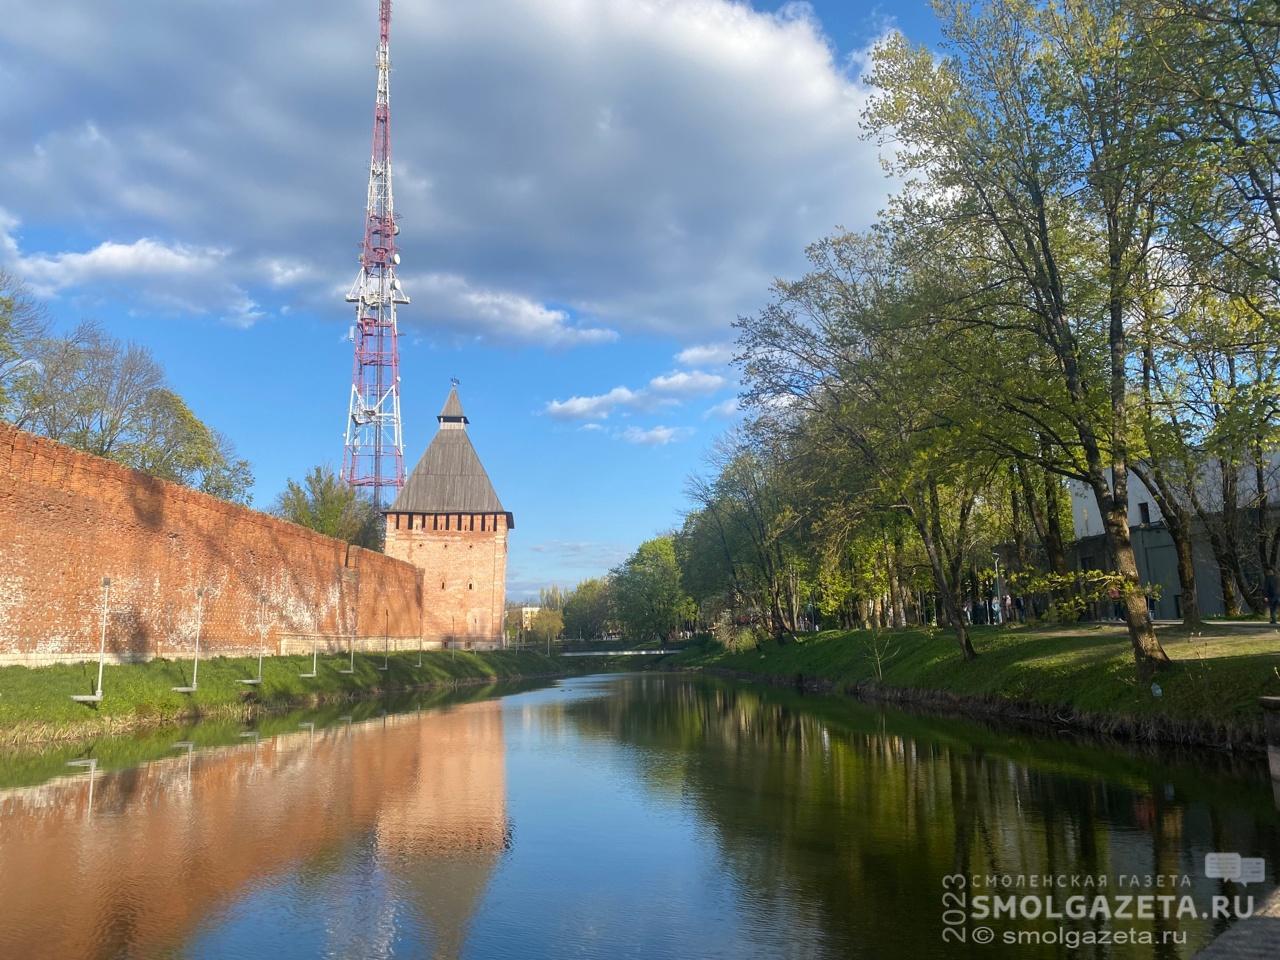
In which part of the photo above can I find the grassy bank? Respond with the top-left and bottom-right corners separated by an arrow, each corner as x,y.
0,648 -> 574,745
664,623 -> 1280,748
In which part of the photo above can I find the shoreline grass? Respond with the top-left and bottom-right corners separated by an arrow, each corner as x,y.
662,623 -> 1280,749
0,648 -> 578,745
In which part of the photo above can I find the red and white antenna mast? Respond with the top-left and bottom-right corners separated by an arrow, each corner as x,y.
343,0 -> 406,508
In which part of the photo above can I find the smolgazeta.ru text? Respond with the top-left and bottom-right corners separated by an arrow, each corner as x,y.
969,893 -> 1253,921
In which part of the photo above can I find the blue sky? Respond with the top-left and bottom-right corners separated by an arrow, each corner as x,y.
0,0 -> 942,598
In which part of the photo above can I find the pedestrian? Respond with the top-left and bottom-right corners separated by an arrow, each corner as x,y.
1267,568 -> 1280,625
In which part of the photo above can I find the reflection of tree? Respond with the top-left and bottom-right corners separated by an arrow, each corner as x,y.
564,675 -> 1280,959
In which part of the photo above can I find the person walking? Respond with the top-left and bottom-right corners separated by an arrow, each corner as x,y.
1267,568 -> 1280,625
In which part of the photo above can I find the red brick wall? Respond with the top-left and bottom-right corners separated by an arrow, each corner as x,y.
0,423 -> 425,665
384,512 -> 509,647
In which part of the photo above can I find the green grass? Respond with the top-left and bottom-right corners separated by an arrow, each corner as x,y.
664,623 -> 1280,743
0,679 -> 541,790
0,648 -> 574,743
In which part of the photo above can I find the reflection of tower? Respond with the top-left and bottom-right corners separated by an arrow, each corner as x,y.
383,384 -> 513,648
343,0 -> 407,509
377,699 -> 509,960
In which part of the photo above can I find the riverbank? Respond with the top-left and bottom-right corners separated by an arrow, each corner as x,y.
0,648 -> 575,745
662,623 -> 1280,750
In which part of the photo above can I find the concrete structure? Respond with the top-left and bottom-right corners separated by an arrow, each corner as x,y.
384,386 -> 513,649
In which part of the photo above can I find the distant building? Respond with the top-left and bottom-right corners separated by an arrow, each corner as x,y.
383,385 -> 513,648
518,606 -> 541,631
1068,457 -> 1280,619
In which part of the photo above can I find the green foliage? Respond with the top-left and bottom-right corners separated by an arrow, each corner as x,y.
272,465 -> 383,548
529,607 -> 564,645
538,584 -> 569,611
1,310 -> 254,505
710,610 -> 763,653
610,536 -> 694,642
562,577 -> 612,640
669,623 -> 1280,735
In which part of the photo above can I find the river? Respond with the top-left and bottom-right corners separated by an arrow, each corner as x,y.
0,673 -> 1276,958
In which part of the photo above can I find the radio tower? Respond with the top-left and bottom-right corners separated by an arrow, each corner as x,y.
343,0 -> 406,509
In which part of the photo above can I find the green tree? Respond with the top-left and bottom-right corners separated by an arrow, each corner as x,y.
273,465 -> 383,548
0,269 -> 47,414
610,536 -> 693,643
529,607 -> 564,649
863,0 -> 1174,667
3,315 -> 253,505
562,578 -> 612,640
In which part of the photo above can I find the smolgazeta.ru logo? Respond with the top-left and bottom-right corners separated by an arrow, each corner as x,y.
939,855 -> 1263,948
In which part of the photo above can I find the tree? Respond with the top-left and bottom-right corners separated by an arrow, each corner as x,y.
737,231 -> 994,658
529,607 -> 564,648
3,316 -> 254,505
863,0 -> 1174,668
610,536 -> 693,643
0,269 -> 47,414
273,465 -> 383,548
538,584 -> 570,611
562,578 -> 612,640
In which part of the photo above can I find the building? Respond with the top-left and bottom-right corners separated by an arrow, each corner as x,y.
1067,457 -> 1280,620
383,385 -> 513,648
519,606 -> 541,631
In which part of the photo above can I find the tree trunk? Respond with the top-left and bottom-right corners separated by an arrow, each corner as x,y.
1130,462 -> 1201,627
1174,534 -> 1200,627
909,485 -> 976,660
1097,488 -> 1170,670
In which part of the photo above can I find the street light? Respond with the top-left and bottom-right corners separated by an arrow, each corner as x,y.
991,554 -> 1003,625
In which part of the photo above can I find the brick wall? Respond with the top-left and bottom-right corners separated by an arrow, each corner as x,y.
0,423 -> 425,665
384,512 -> 509,647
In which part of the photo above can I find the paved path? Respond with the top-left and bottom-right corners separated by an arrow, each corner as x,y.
1195,889 -> 1280,959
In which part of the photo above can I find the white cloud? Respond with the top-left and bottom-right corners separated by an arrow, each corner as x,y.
410,272 -> 617,346
649,369 -> 725,395
621,425 -> 694,446
704,397 -> 741,418
0,0 -> 892,341
546,368 -> 724,421
0,208 -> 265,325
675,342 -> 735,367
261,257 -> 316,287
18,235 -> 227,294
546,386 -> 639,420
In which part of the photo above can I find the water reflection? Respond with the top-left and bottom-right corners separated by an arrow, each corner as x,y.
0,675 -> 1276,959
564,674 -> 1280,959
0,697 -> 508,960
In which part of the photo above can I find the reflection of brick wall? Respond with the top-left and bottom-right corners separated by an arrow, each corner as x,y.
0,700 -> 507,958
0,423 -> 424,665
385,513 -> 508,647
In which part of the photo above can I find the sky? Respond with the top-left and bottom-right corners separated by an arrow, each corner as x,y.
0,0 -> 943,598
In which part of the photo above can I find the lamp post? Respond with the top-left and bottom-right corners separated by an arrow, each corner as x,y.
71,577 -> 111,704
172,588 -> 205,692
991,554 -> 1003,625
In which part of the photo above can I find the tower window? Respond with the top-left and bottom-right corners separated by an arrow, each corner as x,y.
468,582 -> 474,590
440,581 -> 445,590
1138,502 -> 1151,525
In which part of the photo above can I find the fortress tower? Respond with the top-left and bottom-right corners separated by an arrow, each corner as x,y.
383,385 -> 513,648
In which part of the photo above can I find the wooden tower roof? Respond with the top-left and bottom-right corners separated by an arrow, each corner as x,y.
386,385 -> 513,525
